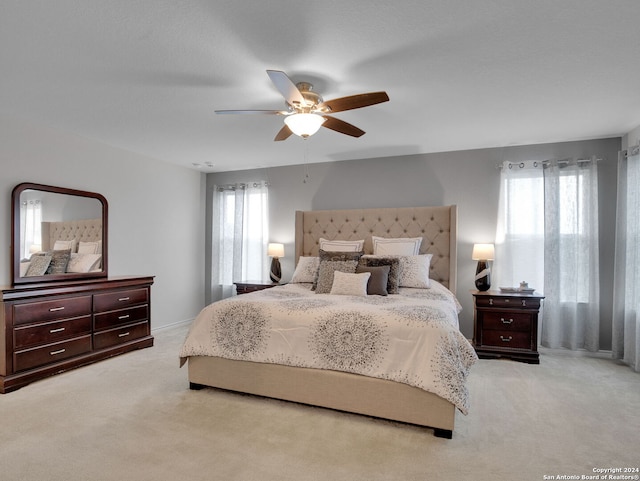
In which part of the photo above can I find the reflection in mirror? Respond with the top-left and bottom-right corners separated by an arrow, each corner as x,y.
12,183 -> 108,285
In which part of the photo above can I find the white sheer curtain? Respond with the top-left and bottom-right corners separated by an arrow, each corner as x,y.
495,158 -> 600,352
612,146 -> 640,371
20,199 -> 42,259
541,158 -> 600,351
494,160 -> 545,292
211,182 -> 269,301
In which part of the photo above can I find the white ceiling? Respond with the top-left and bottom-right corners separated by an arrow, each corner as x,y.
2,1 -> 640,173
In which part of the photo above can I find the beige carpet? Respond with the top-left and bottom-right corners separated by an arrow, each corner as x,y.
1,323 -> 638,481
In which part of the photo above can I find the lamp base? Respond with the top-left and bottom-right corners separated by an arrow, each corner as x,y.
269,258 -> 281,283
474,260 -> 491,291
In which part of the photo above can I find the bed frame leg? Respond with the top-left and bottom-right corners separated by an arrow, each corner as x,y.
434,428 -> 453,439
189,382 -> 205,390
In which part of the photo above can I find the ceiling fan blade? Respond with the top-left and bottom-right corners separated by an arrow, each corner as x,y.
321,116 -> 365,138
215,109 -> 287,115
267,70 -> 306,107
274,124 -> 293,141
318,91 -> 389,113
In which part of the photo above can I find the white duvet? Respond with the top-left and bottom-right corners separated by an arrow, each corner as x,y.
180,281 -> 477,414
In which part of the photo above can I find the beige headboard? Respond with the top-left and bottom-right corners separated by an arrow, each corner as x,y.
41,218 -> 103,251
295,205 -> 458,293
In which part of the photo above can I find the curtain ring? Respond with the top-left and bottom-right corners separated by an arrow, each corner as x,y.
519,162 -> 525,169
508,163 -> 513,170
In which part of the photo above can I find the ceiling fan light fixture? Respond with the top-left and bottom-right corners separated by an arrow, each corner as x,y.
284,113 -> 325,138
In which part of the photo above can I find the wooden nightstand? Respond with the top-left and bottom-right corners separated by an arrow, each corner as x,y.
472,290 -> 544,364
234,280 -> 279,295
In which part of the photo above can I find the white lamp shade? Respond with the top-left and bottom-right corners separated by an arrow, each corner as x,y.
472,243 -> 495,261
284,113 -> 325,137
267,243 -> 285,258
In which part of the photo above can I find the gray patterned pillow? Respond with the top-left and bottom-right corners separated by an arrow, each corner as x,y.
25,254 -> 52,277
291,256 -> 320,283
313,250 -> 363,291
46,249 -> 72,274
359,256 -> 401,294
315,260 -> 359,294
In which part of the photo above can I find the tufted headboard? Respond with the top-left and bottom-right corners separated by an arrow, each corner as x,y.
41,218 -> 103,251
295,205 -> 458,293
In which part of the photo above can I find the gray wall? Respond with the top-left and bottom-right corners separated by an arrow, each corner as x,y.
0,116 -> 206,330
207,137 -> 620,346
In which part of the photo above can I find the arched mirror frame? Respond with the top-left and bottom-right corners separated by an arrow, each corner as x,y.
12,182 -> 108,285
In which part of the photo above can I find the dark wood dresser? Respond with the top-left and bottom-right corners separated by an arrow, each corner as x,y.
1,275 -> 154,393
472,290 -> 544,364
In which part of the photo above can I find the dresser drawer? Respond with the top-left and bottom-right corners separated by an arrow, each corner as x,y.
93,321 -> 150,350
14,315 -> 92,349
93,288 -> 149,312
13,295 -> 92,325
482,311 -> 532,331
14,335 -> 92,372
481,330 -> 532,350
94,304 -> 148,331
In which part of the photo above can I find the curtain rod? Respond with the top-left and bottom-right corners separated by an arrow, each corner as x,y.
496,157 -> 602,170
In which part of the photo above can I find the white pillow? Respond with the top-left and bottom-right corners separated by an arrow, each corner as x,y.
53,239 -> 77,252
330,271 -> 371,296
372,236 -> 422,256
78,240 -> 101,254
291,256 -> 320,283
398,254 -> 433,288
67,253 -> 102,273
319,238 -> 364,252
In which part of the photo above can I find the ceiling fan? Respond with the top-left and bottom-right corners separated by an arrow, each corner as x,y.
215,70 -> 389,141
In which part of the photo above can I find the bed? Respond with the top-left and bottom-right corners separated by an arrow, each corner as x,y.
180,205 -> 477,438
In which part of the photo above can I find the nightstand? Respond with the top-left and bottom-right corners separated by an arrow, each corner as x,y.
234,280 -> 279,295
472,290 -> 544,364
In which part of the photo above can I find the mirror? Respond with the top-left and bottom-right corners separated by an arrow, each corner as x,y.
12,183 -> 108,285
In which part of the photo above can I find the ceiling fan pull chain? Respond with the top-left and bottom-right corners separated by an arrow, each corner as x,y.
303,142 -> 311,184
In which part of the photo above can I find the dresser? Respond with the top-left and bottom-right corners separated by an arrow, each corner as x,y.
472,290 -> 544,364
1,276 -> 154,393
235,280 -> 279,295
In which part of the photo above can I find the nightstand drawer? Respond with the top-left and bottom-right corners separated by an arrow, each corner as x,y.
474,296 -> 541,309
482,330 -> 532,349
482,311 -> 532,331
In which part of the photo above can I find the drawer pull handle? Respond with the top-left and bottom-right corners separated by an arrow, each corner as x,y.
49,306 -> 65,312
500,336 -> 513,342
50,348 -> 66,356
118,314 -> 130,320
501,318 -> 514,324
118,297 -> 130,302
50,327 -> 66,333
118,332 -> 131,338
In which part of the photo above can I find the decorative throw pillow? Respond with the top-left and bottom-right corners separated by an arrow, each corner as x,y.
398,254 -> 433,288
372,236 -> 422,256
313,249 -> 363,291
67,253 -> 103,273
25,254 -> 52,276
356,264 -> 390,296
330,271 -> 371,296
53,239 -> 77,253
315,260 -> 359,294
319,238 -> 364,252
46,249 -> 72,274
359,256 -> 401,294
78,240 -> 101,255
291,256 -> 320,283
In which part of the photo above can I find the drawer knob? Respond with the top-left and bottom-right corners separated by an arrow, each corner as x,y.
118,332 -> 131,338
50,348 -> 66,356
500,336 -> 513,342
49,306 -> 65,312
501,318 -> 514,324
118,297 -> 130,302
50,327 -> 66,333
